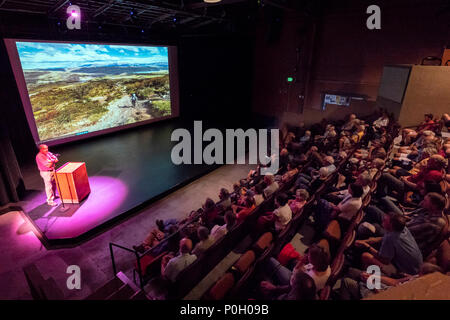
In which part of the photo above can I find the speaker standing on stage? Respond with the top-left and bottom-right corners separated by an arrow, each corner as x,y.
36,144 -> 59,206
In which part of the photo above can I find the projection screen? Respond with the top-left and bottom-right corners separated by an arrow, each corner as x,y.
4,39 -> 179,145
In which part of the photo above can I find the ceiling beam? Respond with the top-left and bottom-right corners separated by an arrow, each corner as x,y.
191,18 -> 217,29
94,0 -> 117,18
47,0 -> 69,14
179,16 -> 198,24
186,0 -> 248,10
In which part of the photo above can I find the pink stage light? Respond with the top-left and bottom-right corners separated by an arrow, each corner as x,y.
71,11 -> 79,17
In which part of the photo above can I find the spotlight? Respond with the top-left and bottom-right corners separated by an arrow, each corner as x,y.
71,11 -> 79,17
204,0 -> 222,3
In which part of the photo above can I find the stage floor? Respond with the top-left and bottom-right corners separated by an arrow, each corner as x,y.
18,119 -> 219,248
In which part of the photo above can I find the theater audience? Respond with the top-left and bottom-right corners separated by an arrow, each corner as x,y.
131,111 -> 449,301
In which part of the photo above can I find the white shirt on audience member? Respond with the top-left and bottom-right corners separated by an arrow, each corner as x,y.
264,182 -> 279,198
192,237 -> 215,256
210,224 -> 228,240
337,194 -> 362,221
163,253 -> 197,282
254,194 -> 265,206
338,185 -> 370,199
274,203 -> 292,231
303,263 -> 331,291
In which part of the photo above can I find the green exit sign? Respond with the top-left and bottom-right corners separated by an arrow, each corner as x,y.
287,77 -> 294,83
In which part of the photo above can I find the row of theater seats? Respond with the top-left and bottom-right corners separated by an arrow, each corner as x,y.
162,124 -> 346,299
200,130 -> 369,299
218,122 -> 398,300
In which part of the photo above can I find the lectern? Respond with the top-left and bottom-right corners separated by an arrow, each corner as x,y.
56,162 -> 90,204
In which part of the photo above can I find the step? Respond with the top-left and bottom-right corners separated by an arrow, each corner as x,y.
107,284 -> 136,300
85,277 -> 124,300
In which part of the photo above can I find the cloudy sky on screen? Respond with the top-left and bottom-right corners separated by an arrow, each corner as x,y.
16,42 -> 169,70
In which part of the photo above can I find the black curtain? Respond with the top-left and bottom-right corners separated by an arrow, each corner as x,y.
0,120 -> 25,206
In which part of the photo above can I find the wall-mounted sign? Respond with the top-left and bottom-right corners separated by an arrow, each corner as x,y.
322,94 -> 351,110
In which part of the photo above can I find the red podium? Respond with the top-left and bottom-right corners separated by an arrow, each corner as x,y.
56,162 -> 91,204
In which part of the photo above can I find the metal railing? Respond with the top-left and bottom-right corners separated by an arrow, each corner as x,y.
109,242 -> 144,291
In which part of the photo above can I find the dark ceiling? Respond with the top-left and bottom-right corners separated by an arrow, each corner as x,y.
0,0 -> 310,34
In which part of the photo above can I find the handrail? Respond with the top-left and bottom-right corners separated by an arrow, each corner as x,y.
109,242 -> 144,291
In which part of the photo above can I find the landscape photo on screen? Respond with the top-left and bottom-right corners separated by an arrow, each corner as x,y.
16,42 -> 171,142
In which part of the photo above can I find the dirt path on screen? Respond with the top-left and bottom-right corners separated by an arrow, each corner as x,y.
76,95 -> 153,133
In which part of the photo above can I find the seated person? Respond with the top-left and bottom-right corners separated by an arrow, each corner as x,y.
192,226 -> 215,256
299,130 -> 312,146
326,172 -> 372,203
315,183 -> 363,232
281,161 -> 299,183
162,238 -> 197,282
295,156 -> 335,187
261,244 -> 330,297
339,131 -> 353,152
339,262 -> 443,300
230,183 -> 243,203
201,198 -> 221,228
377,154 -> 446,199
390,153 -> 440,178
253,183 -> 265,206
351,125 -> 365,143
133,219 -> 180,253
402,113 -> 435,145
273,193 -> 293,232
367,158 -> 385,179
263,174 -> 280,198
231,195 -> 256,223
440,113 -> 450,132
406,192 -> 447,257
355,213 -> 423,277
341,113 -> 358,132
288,189 -> 309,215
299,167 -> 329,195
373,112 -> 390,129
210,210 -> 236,241
216,188 -> 232,210
260,266 -> 316,300
133,225 -> 165,253
246,165 -> 264,187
